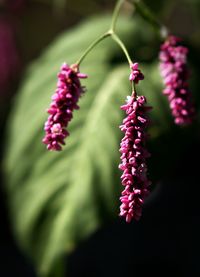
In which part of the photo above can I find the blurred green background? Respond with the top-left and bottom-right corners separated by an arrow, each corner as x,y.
0,0 -> 200,276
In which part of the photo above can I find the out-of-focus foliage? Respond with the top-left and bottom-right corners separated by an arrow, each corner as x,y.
3,5 -> 200,277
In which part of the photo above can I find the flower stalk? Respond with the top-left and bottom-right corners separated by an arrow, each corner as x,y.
76,32 -> 110,66
127,0 -> 168,39
77,0 -> 132,67
110,0 -> 124,32
111,32 -> 132,65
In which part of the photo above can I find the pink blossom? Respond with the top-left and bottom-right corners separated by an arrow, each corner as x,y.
42,63 -> 87,151
119,94 -> 151,222
159,35 -> 195,125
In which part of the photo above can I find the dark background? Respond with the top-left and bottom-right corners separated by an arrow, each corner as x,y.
0,0 -> 200,276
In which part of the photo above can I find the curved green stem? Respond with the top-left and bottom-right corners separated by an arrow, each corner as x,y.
111,32 -> 137,93
127,0 -> 169,39
76,32 -> 110,66
76,0 -> 135,68
111,32 -> 132,65
110,0 -> 124,32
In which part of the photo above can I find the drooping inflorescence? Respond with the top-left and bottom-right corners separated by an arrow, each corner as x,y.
119,63 -> 151,222
159,35 -> 195,125
40,0 -> 197,226
42,63 -> 87,151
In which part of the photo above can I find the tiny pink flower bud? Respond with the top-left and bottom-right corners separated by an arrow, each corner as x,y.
129,63 -> 144,84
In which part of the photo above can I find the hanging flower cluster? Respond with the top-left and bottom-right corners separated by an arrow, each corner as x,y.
42,0 -> 196,223
159,35 -> 195,125
118,64 -> 151,222
42,63 -> 87,151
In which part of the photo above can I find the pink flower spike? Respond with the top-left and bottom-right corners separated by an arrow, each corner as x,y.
119,91 -> 152,223
159,35 -> 195,125
42,63 -> 87,151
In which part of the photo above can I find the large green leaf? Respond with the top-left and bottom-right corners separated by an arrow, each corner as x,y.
4,15 -> 157,276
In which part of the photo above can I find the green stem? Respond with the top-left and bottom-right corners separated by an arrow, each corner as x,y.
127,0 -> 168,38
76,0 -> 127,66
76,32 -> 110,66
111,32 -> 132,65
111,32 -> 136,92
110,0 -> 124,31
76,0 -> 135,68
